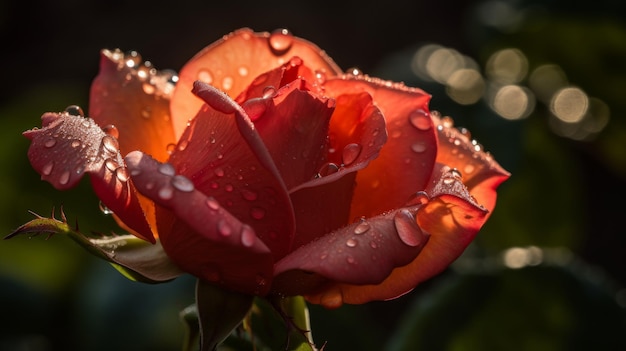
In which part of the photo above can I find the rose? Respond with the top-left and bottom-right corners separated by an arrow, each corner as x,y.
21,28 -> 509,309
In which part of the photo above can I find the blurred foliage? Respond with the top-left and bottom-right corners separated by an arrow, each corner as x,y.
1,0 -> 625,350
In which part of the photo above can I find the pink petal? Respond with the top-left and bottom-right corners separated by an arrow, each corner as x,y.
167,82 -> 295,260
302,166 -> 489,307
171,28 -> 343,140
431,113 -> 510,213
90,49 -> 176,163
272,207 -> 429,303
125,151 -> 274,295
245,78 -> 335,191
24,112 -> 155,243
323,76 -> 437,220
288,92 -> 388,249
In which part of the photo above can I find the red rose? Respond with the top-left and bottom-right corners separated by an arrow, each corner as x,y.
22,28 -> 509,308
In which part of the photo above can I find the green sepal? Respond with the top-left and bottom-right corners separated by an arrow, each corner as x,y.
6,209 -> 183,283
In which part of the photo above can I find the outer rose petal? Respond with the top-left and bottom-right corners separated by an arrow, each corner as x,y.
272,207 -> 429,302
171,28 -> 342,139
323,76 -> 437,220
431,113 -> 510,213
23,112 -> 154,242
125,151 -> 274,295
90,49 -> 176,162
168,82 -> 295,260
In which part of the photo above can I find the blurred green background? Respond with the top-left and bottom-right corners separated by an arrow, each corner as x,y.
1,0 -> 624,350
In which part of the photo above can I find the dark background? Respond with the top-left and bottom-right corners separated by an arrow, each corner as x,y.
1,0 -> 625,350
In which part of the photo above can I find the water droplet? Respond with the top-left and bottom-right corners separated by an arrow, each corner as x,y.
105,158 -> 119,172
158,163 -> 176,176
250,207 -> 266,220
411,142 -> 427,153
197,69 -> 213,84
268,28 -> 293,55
166,143 -> 176,155
224,184 -> 234,192
99,201 -> 113,215
320,253 -> 328,260
369,241 -> 378,249
241,225 -> 256,247
102,135 -> 119,154
171,175 -> 194,192
115,167 -> 130,182
241,189 -> 258,201
394,209 -> 424,247
342,143 -> 362,166
142,83 -> 155,94
353,220 -> 370,235
314,70 -> 327,84
124,50 -> 142,68
206,197 -> 220,211
238,66 -> 249,77
158,184 -> 174,200
346,67 -> 362,76
141,107 -> 152,119
441,116 -> 454,128
262,86 -> 277,99
58,170 -> 70,185
44,138 -> 56,148
178,139 -> 189,151
406,191 -> 430,206
346,238 -> 357,248
346,256 -> 356,264
450,168 -> 463,179
217,219 -> 232,237
42,162 -> 54,176
64,105 -> 84,117
409,109 -> 432,131
214,168 -> 225,177
464,163 -> 476,174
222,76 -> 233,90
318,163 -> 339,177
130,167 -> 141,176
70,140 -> 81,148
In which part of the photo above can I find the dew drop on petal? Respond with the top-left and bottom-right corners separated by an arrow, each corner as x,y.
178,139 -> 189,151
346,256 -> 356,264
166,143 -> 176,155
115,167 -> 130,182
369,240 -> 378,249
241,189 -> 258,201
102,124 -> 119,138
224,184 -> 234,192
250,207 -> 266,220
217,219 -> 232,237
409,109 -> 432,131
71,140 -> 81,148
464,163 -> 476,174
158,184 -> 174,200
64,105 -> 84,117
171,174 -> 194,192
222,76 -> 233,90
411,142 -> 427,153
44,138 -> 56,148
394,209 -> 424,247
346,67 -> 362,76
158,163 -> 176,176
314,70 -> 327,84
262,86 -> 277,99
346,238 -> 357,248
58,171 -> 70,185
318,163 -> 339,177
105,158 -> 119,172
353,220 -> 370,235
102,136 -> 119,154
42,162 -> 54,176
342,143 -> 362,166
214,168 -> 225,177
197,69 -> 213,84
441,116 -> 454,128
241,225 -> 256,247
268,28 -> 293,55
206,197 -> 220,211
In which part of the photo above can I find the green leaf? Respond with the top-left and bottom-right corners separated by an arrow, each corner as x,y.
180,304 -> 201,351
5,209 -> 183,283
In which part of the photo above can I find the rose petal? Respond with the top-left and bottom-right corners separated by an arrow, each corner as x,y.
90,49 -> 176,162
125,151 -> 274,295
171,28 -> 342,139
24,112 -> 155,242
302,167 -> 489,307
246,78 -> 335,191
288,92 -> 388,249
167,82 -> 295,259
272,207 -> 429,304
431,113 -> 510,213
323,76 -> 437,220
